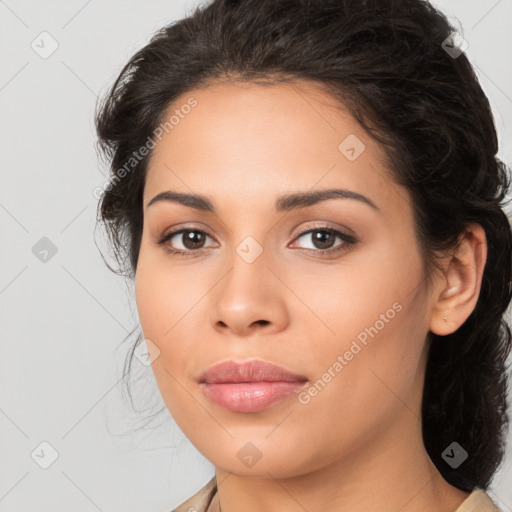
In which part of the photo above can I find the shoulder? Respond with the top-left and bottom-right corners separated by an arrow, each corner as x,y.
453,487 -> 502,512
170,476 -> 217,512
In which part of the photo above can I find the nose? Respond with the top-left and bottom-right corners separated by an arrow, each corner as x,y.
208,253 -> 289,337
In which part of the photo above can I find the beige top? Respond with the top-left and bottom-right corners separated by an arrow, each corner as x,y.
171,476 -> 501,512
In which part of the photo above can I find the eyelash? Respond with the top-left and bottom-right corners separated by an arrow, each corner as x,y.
157,225 -> 357,259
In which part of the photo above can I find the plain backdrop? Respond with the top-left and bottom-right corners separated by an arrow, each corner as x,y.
0,1 -> 511,510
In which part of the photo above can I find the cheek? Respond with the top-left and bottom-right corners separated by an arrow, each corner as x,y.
134,254 -> 200,420
134,243 -> 214,386
135,241 -> 200,338
134,246 -> 184,373
294,237 -> 429,408
286,280 -> 428,465
291,232 -> 424,343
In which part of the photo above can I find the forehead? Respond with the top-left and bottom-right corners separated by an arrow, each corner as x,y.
144,80 -> 408,215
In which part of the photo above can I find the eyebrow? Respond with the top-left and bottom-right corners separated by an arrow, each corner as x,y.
146,188 -> 380,212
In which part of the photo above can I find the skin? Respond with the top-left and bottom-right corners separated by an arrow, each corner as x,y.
134,80 -> 487,512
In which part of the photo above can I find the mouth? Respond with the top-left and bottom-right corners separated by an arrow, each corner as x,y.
198,359 -> 308,413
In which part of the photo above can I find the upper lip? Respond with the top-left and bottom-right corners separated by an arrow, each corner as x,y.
199,359 -> 308,384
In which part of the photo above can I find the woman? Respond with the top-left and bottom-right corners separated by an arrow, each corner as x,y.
94,0 -> 512,510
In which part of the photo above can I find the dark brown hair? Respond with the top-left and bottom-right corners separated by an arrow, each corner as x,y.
95,0 -> 512,492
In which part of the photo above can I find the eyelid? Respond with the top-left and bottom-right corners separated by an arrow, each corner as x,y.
156,221 -> 216,241
291,221 -> 355,239
291,220 -> 356,238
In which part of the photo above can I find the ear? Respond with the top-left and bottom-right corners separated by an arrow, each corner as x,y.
429,224 -> 487,336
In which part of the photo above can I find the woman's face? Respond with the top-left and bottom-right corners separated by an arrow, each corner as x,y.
135,81 -> 436,477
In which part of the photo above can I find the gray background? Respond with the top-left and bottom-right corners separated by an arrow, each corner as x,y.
0,1 -> 511,510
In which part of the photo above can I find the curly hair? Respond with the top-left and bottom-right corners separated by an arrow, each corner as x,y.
94,0 -> 512,492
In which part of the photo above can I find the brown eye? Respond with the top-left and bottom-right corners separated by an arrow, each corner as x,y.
158,228 -> 215,253
293,227 -> 355,252
309,230 -> 337,250
180,230 -> 207,249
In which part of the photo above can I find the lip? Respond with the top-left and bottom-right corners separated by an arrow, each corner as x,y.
198,359 -> 308,413
199,359 -> 307,384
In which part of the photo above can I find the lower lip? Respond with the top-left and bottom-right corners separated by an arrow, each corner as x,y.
200,381 -> 307,413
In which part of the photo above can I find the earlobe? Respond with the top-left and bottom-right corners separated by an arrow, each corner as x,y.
429,224 -> 487,336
